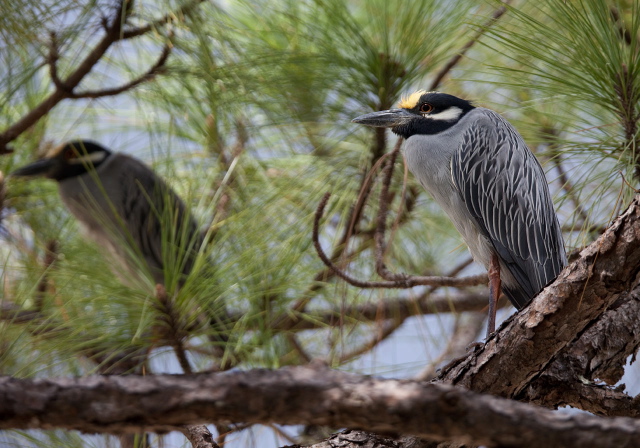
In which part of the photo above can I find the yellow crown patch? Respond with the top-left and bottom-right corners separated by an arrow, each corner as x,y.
45,142 -> 65,158
398,89 -> 431,109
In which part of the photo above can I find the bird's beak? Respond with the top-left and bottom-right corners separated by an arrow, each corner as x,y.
352,109 -> 414,128
10,158 -> 56,178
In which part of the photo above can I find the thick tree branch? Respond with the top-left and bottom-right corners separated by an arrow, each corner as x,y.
295,430 -> 405,448
436,194 -> 640,398
523,285 -> 640,417
2,366 -> 640,448
525,373 -> 640,419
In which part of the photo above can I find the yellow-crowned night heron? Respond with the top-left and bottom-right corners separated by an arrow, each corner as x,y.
12,140 -> 202,289
352,91 -> 567,337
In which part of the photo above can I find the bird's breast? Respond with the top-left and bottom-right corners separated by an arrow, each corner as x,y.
403,134 -> 494,269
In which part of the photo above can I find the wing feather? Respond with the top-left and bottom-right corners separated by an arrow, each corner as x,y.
451,110 -> 567,309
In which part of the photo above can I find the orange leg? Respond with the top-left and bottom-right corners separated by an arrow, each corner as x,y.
486,253 -> 501,339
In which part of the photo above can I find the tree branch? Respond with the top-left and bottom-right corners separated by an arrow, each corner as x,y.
121,0 -> 208,39
313,192 -> 487,289
436,194 -> 640,398
415,310 -> 488,381
1,366 -> 640,447
268,291 -> 489,332
428,1 -> 511,91
523,284 -> 640,417
181,424 -> 220,448
68,43 -> 171,99
47,32 -> 71,93
0,0 -> 200,154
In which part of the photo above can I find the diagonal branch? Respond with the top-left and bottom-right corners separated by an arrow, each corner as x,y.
522,285 -> 640,418
0,0 -> 201,154
47,32 -> 71,93
436,194 -> 640,398
68,43 -> 171,99
181,425 -> 220,448
122,0 -> 208,39
313,147 -> 487,290
428,1 -> 511,91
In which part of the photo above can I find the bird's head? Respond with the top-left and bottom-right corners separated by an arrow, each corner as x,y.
11,140 -> 112,182
352,91 -> 475,139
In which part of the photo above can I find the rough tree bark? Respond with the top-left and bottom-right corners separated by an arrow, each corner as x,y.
435,193 -> 640,397
2,366 -> 640,448
3,201 -> 640,448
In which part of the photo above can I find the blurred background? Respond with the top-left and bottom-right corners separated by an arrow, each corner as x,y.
1,0 -> 639,446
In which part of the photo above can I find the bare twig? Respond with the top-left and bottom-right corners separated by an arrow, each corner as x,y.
415,311 -> 488,381
313,192 -> 487,288
428,1 -> 511,91
290,154 -> 393,314
47,32 -> 70,93
374,138 -> 404,278
552,154 -> 590,222
122,0 -> 208,39
68,43 -> 171,99
285,333 -> 312,363
337,318 -> 406,364
0,0 -> 201,154
540,127 -> 590,224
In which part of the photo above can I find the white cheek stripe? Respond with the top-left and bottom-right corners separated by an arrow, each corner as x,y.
69,151 -> 108,165
427,106 -> 463,121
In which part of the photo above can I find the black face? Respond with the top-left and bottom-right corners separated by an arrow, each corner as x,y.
11,140 -> 112,182
352,92 -> 475,139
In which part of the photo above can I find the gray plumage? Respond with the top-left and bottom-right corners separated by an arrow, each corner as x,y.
12,141 -> 202,287
405,108 -> 566,308
61,153 -> 200,285
352,92 -> 567,311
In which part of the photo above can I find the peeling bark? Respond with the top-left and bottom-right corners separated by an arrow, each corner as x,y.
2,367 -> 640,447
523,285 -> 640,417
436,197 -> 640,398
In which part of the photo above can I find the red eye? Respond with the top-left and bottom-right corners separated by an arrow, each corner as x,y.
420,103 -> 434,114
64,149 -> 77,160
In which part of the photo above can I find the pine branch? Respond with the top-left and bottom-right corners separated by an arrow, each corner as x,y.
0,0 -> 202,154
181,425 -> 220,448
67,43 -> 171,99
436,194 -> 640,398
313,191 -> 488,288
428,1 -> 511,91
1,366 -> 640,448
121,0 -> 208,39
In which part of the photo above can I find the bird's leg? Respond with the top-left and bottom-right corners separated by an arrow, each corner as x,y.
486,253 -> 501,339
